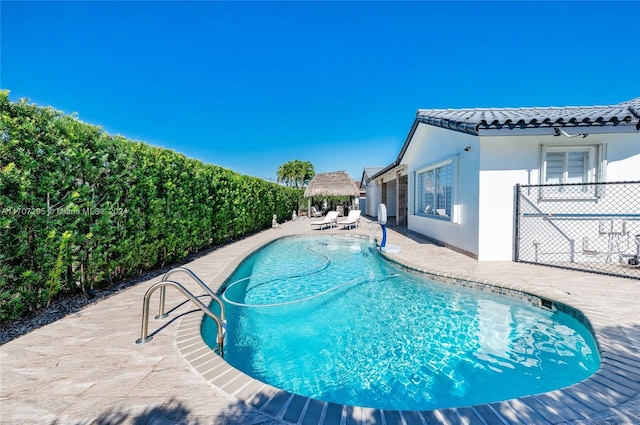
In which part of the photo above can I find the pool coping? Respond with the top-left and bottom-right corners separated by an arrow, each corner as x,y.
175,233 -> 640,425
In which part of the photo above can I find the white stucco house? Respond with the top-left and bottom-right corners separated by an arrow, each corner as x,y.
369,97 -> 640,262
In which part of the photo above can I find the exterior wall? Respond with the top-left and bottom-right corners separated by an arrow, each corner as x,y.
368,173 -> 401,220
385,180 -> 397,216
513,133 -> 640,265
404,124 -> 639,262
403,124 -> 481,257
604,133 -> 640,181
359,197 -> 366,215
478,132 -> 640,261
477,136 -> 537,261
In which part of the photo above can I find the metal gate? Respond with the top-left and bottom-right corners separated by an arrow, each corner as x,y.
515,181 -> 640,280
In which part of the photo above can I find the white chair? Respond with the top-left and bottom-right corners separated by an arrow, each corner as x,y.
310,206 -> 323,218
338,210 -> 361,230
310,211 -> 339,230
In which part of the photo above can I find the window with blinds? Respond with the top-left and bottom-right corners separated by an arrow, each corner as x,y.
416,158 -> 454,220
544,150 -> 589,184
540,144 -> 603,198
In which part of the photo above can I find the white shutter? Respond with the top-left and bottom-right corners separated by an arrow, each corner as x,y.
540,145 -> 602,198
545,152 -> 564,184
567,151 -> 587,183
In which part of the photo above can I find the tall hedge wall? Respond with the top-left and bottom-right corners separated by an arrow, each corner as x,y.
0,91 -> 302,321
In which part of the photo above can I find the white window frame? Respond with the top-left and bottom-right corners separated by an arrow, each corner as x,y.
539,144 -> 605,199
414,156 -> 458,222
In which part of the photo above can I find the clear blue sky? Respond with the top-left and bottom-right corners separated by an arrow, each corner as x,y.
2,1 -> 639,182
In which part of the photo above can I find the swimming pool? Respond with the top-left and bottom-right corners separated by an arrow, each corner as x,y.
202,235 -> 600,411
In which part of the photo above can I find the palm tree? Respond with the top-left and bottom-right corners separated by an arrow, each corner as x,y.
277,162 -> 294,187
277,160 -> 314,188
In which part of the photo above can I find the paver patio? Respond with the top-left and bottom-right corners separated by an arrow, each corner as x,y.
1,217 -> 638,424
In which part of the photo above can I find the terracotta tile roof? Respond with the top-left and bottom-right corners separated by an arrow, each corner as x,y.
416,97 -> 640,135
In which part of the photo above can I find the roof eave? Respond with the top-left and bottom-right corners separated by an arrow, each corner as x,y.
477,121 -> 640,136
416,116 -> 480,136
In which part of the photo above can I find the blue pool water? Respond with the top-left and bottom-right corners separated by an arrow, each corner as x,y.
202,235 -> 600,410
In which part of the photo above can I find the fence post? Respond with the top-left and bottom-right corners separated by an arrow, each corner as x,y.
514,184 -> 521,262
569,239 -> 575,263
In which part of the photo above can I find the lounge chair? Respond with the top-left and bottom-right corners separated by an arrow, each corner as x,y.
338,210 -> 361,230
310,211 -> 339,230
310,206 -> 323,218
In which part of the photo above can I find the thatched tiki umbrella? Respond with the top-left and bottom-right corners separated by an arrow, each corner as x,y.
304,171 -> 359,216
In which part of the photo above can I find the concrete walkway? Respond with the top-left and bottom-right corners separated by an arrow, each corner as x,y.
1,217 -> 639,424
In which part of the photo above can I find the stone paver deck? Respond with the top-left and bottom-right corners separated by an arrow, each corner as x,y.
1,217 -> 639,424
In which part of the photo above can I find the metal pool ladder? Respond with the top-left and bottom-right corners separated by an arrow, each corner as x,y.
135,267 -> 226,356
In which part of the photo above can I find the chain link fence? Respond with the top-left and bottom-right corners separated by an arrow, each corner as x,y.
515,181 -> 640,280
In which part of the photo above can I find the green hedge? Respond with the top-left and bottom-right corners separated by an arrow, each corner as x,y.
0,91 -> 302,321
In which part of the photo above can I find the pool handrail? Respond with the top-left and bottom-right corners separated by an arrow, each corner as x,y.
157,267 -> 225,321
136,279 -> 225,356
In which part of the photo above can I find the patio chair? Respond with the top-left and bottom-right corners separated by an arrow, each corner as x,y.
338,210 -> 361,230
336,205 -> 345,217
310,211 -> 339,230
310,206 -> 323,218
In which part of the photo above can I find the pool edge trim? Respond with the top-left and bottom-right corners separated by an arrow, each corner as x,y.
176,233 -> 640,425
